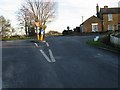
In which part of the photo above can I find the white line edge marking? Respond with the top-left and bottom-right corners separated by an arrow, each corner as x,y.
34,43 -> 38,47
6,41 -> 14,42
46,42 -> 50,47
40,50 -> 51,62
49,49 -> 56,62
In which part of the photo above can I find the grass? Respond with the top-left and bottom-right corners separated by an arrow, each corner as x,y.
2,36 -> 33,41
87,39 -> 120,53
87,40 -> 111,48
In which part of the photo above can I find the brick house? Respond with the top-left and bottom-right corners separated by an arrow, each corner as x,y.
80,15 -> 102,33
97,5 -> 120,31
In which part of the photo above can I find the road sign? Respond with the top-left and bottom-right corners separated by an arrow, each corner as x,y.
41,29 -> 44,35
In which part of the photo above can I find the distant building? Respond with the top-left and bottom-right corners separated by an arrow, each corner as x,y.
75,4 -> 120,33
97,5 -> 120,31
80,15 -> 102,33
74,27 -> 80,32
46,30 -> 61,36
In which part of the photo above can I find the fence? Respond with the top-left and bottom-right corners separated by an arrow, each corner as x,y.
110,34 -> 120,46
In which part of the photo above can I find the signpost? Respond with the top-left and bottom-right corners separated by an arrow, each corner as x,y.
40,29 -> 44,41
35,22 -> 40,40
34,16 -> 47,41
41,24 -> 47,41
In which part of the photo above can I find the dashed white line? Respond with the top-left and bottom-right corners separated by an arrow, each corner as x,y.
40,50 -> 52,62
46,42 -> 50,47
34,43 -> 38,47
49,49 -> 56,62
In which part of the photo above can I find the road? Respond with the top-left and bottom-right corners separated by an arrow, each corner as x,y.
2,35 -> 119,88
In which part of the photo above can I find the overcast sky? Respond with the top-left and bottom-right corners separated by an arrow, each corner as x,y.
0,0 -> 119,33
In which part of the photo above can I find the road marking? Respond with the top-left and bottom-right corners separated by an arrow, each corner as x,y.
46,42 -> 50,47
49,49 -> 56,62
34,43 -> 38,47
40,50 -> 51,62
6,41 -> 14,42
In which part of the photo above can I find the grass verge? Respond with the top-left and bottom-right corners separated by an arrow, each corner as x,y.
2,36 -> 33,41
87,39 -> 120,53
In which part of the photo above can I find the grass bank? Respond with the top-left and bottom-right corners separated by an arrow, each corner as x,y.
87,35 -> 120,53
2,36 -> 34,41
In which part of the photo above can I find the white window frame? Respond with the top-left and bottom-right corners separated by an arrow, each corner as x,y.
92,23 -> 98,32
108,24 -> 113,31
108,14 -> 112,21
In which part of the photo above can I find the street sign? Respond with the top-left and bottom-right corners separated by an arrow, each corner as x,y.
41,29 -> 44,35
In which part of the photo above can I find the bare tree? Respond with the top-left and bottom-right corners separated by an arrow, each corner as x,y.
0,16 -> 11,38
24,0 -> 57,25
17,5 -> 35,36
17,0 -> 57,39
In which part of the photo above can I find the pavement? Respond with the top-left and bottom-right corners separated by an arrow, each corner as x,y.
2,35 -> 119,88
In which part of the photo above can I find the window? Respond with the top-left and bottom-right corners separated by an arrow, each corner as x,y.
108,24 -> 114,31
108,14 -> 112,21
114,25 -> 118,30
92,23 -> 98,32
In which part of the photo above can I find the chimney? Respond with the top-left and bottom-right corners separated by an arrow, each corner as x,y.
96,3 -> 99,13
104,5 -> 108,8
96,4 -> 99,18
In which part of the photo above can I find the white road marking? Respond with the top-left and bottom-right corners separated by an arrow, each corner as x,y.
46,42 -> 50,47
34,43 -> 38,47
40,50 -> 51,62
6,41 -> 14,42
49,49 -> 56,62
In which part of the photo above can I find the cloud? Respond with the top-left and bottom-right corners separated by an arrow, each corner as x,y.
47,0 -> 119,32
0,0 -> 119,33
118,1 -> 120,7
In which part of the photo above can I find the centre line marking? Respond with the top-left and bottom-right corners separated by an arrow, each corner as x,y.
40,50 -> 51,62
49,49 -> 56,62
34,43 -> 38,47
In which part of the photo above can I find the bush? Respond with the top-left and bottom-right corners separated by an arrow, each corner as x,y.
62,30 -> 68,35
62,30 -> 73,35
99,31 -> 114,45
100,35 -> 110,45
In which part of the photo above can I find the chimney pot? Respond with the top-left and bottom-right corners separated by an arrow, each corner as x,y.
104,6 -> 108,8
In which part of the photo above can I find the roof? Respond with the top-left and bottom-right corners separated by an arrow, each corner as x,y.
100,7 -> 120,14
80,15 -> 101,25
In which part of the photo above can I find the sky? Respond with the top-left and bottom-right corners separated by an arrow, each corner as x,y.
0,0 -> 119,34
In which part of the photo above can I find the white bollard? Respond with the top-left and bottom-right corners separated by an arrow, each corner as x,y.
94,36 -> 99,41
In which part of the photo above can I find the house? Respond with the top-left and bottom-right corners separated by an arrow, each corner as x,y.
80,15 -> 102,33
97,5 -> 120,31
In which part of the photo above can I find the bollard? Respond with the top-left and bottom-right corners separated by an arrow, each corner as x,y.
40,29 -> 44,41
94,36 -> 99,41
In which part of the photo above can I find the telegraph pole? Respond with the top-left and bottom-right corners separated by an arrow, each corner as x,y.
82,16 -> 84,23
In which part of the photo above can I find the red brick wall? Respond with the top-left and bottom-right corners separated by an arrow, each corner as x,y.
82,16 -> 102,32
103,14 -> 119,31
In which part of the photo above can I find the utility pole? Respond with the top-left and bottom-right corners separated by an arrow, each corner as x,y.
82,16 -> 84,23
